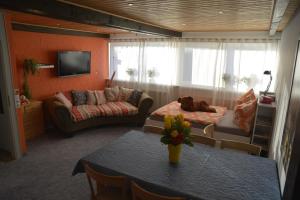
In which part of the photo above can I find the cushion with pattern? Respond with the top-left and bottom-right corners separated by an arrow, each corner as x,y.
236,89 -> 256,105
233,99 -> 257,132
127,90 -> 143,107
119,87 -> 134,101
72,90 -> 88,106
104,86 -> 120,102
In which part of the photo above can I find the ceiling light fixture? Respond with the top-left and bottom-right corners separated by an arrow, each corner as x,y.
128,3 -> 133,6
218,11 -> 224,14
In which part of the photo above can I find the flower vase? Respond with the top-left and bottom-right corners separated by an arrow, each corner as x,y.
149,77 -> 155,83
168,144 -> 182,164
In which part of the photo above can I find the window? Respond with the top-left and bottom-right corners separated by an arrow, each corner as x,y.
109,40 -> 278,92
143,43 -> 177,85
110,43 -> 139,82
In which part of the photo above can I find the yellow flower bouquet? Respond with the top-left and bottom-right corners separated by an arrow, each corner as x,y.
160,114 -> 193,163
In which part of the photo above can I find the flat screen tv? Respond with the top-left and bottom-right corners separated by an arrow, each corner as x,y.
57,51 -> 91,77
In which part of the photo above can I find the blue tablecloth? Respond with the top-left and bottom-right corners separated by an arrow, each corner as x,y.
73,130 -> 281,200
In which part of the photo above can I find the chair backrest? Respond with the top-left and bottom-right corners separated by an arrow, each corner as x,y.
220,139 -> 261,156
131,182 -> 185,200
84,163 -> 128,200
203,124 -> 214,138
191,134 -> 216,147
143,125 -> 164,135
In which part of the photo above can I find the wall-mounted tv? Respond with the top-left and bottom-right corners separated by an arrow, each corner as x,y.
57,51 -> 91,77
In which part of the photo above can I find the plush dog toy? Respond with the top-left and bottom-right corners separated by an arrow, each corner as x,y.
177,96 -> 217,113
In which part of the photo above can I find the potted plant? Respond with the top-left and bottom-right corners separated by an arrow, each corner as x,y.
222,73 -> 232,88
240,76 -> 251,88
23,58 -> 39,99
147,69 -> 157,83
161,114 -> 193,164
126,68 -> 137,81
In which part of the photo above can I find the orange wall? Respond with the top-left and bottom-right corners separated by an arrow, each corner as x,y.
4,12 -> 109,155
11,30 -> 109,100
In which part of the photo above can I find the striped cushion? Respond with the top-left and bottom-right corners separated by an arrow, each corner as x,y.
71,102 -> 138,122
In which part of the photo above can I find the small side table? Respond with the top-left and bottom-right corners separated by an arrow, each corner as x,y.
22,100 -> 45,140
251,101 -> 276,157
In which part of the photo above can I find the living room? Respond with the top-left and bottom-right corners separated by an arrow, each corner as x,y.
0,0 -> 300,200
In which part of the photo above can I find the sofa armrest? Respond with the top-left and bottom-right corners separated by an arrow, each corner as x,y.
44,97 -> 74,132
54,102 -> 72,121
138,92 -> 153,115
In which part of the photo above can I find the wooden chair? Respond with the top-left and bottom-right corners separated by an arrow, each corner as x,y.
143,125 -> 164,135
220,139 -> 261,156
131,181 -> 185,200
203,124 -> 214,138
191,134 -> 217,147
84,163 -> 129,200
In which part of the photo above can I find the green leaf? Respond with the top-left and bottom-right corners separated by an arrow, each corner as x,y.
160,136 -> 170,145
23,80 -> 31,99
183,138 -> 194,147
24,58 -> 39,75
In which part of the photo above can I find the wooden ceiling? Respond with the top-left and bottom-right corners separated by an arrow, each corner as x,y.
9,11 -> 129,34
278,0 -> 300,31
63,0 -> 300,32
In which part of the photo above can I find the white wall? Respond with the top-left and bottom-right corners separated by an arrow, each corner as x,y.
0,12 -> 14,153
0,11 -> 21,159
270,10 -> 300,192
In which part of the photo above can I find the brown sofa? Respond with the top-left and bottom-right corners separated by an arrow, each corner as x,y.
44,92 -> 153,136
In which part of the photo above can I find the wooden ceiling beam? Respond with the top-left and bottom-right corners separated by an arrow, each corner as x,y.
269,0 -> 290,35
0,0 -> 182,37
12,22 -> 110,38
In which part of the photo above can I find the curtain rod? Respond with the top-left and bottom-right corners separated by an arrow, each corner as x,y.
109,37 -> 280,43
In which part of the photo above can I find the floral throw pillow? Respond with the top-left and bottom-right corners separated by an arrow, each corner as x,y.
71,90 -> 88,106
127,90 -> 143,107
233,99 -> 257,132
236,89 -> 256,105
119,87 -> 134,101
104,86 -> 120,102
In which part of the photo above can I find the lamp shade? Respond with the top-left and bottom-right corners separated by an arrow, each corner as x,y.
263,70 -> 271,75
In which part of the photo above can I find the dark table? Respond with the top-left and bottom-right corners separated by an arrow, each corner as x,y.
73,130 -> 281,200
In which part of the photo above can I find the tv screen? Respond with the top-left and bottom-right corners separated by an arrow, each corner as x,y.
57,51 -> 91,76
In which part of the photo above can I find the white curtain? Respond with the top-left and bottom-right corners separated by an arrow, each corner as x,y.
109,39 -> 279,110
110,40 -> 180,110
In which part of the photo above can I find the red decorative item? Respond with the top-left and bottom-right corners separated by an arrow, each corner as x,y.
260,95 -> 273,104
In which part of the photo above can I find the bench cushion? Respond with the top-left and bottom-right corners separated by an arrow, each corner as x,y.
215,110 -> 250,137
151,101 -> 227,125
71,102 -> 138,122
